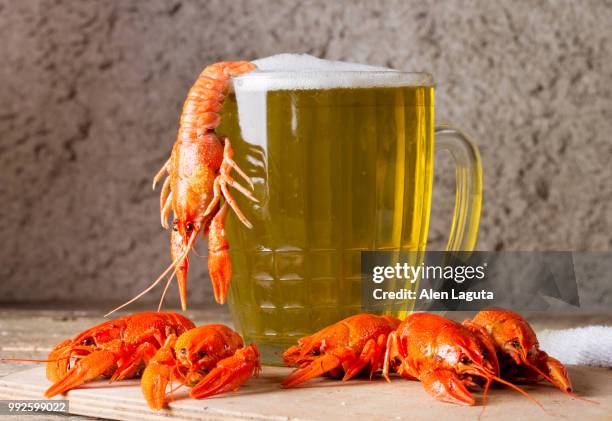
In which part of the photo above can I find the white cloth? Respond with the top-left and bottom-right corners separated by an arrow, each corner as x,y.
537,326 -> 612,367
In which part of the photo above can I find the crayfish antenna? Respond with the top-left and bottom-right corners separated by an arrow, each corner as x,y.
105,266 -> 178,317
478,377 -> 492,420
487,372 -> 551,415
0,357 -> 71,363
105,231 -> 197,317
157,271 -> 177,312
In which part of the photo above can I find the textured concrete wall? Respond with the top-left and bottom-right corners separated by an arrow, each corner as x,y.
1,0 -> 611,307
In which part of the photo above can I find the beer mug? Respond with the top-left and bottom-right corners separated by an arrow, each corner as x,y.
217,67 -> 482,363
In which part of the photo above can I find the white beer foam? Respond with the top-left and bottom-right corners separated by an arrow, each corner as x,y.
233,54 -> 431,91
232,54 -> 431,146
253,53 -> 390,72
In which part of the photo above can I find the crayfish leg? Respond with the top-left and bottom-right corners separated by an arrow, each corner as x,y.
152,158 -> 170,190
190,344 -> 260,399
111,342 -> 158,382
160,178 -> 172,229
382,332 -> 400,381
462,320 -> 500,375
204,138 -> 257,229
342,334 -> 387,381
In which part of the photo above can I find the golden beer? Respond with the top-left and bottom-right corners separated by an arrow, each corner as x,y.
217,68 -> 480,364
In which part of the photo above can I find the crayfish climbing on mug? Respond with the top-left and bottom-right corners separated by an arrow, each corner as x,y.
108,61 -> 258,315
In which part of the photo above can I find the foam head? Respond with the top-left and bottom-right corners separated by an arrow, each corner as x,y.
252,53 -> 391,72
233,54 -> 431,91
233,54 -> 431,144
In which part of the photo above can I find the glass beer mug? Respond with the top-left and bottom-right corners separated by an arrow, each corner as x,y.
217,67 -> 482,363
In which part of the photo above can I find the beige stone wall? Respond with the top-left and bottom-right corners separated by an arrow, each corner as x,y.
1,0 -> 611,306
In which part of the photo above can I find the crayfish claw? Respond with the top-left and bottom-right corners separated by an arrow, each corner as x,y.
141,335 -> 178,410
282,351 -> 345,388
420,368 -> 476,406
45,350 -> 117,398
190,345 -> 260,399
208,203 -> 232,304
170,229 -> 189,311
542,353 -> 572,392
141,360 -> 174,410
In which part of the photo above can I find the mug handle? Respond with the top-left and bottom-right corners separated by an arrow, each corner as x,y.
434,125 -> 483,254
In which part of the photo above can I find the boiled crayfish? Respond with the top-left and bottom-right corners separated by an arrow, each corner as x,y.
109,61 -> 258,316
468,308 -> 573,394
141,324 -> 259,409
282,311 -> 548,409
382,313 -> 541,407
282,314 -> 400,387
44,312 -> 194,398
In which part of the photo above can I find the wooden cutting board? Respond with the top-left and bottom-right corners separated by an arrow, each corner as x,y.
0,365 -> 610,420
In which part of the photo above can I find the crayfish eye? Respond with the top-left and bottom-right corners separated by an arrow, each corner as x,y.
81,337 -> 94,346
186,222 -> 194,232
511,339 -> 521,349
460,356 -> 470,364
197,350 -> 207,359
309,347 -> 321,356
179,348 -> 187,356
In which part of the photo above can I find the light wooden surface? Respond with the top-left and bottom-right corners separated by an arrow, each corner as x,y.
2,363 -> 612,421
1,308 -> 611,421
